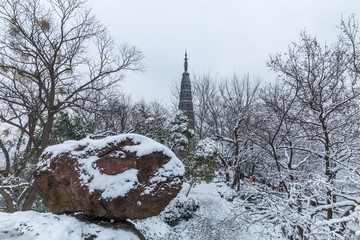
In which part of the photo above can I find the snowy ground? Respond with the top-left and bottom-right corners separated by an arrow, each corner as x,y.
0,182 -> 286,240
134,182 -> 286,240
0,211 -> 141,240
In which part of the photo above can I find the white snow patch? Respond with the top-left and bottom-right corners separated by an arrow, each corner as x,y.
88,169 -> 139,199
133,216 -> 174,239
76,155 -> 139,199
0,211 -> 140,240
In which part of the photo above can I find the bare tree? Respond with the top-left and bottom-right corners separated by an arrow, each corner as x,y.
216,74 -> 261,190
192,73 -> 223,140
248,83 -> 316,238
0,0 -> 143,157
190,73 -> 261,187
0,0 -> 143,210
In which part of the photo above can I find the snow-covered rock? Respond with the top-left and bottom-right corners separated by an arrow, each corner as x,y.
34,134 -> 184,220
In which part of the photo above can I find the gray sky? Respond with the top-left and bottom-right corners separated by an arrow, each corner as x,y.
88,0 -> 359,105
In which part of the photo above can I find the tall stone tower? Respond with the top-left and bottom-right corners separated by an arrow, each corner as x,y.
179,51 -> 195,129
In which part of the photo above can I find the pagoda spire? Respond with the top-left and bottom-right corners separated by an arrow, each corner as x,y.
184,50 -> 188,72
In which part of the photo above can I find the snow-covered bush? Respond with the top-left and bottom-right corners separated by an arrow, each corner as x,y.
161,195 -> 199,226
216,183 -> 239,202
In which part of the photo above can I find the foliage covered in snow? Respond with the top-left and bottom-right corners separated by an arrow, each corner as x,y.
161,194 -> 199,226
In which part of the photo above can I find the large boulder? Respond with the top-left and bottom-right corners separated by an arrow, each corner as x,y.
34,134 -> 184,220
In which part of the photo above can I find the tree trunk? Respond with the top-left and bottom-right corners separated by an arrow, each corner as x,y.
219,156 -> 230,183
39,113 -> 55,156
185,181 -> 194,197
231,165 -> 241,191
21,186 -> 37,211
0,188 -> 16,212
0,140 -> 10,177
231,131 -> 241,191
24,115 -> 37,155
321,118 -> 334,220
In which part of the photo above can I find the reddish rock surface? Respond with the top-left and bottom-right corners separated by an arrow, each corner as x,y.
34,134 -> 184,220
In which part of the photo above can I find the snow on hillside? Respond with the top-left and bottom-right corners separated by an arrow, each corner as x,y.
0,211 -> 140,240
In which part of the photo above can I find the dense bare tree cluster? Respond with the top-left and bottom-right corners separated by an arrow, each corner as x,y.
188,16 -> 360,239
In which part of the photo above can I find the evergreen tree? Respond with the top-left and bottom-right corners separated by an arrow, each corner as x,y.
168,111 -> 195,154
50,112 -> 93,144
130,101 -> 169,144
185,138 -> 220,184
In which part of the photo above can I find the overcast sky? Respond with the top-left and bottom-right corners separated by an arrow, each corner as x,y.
88,0 -> 359,105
